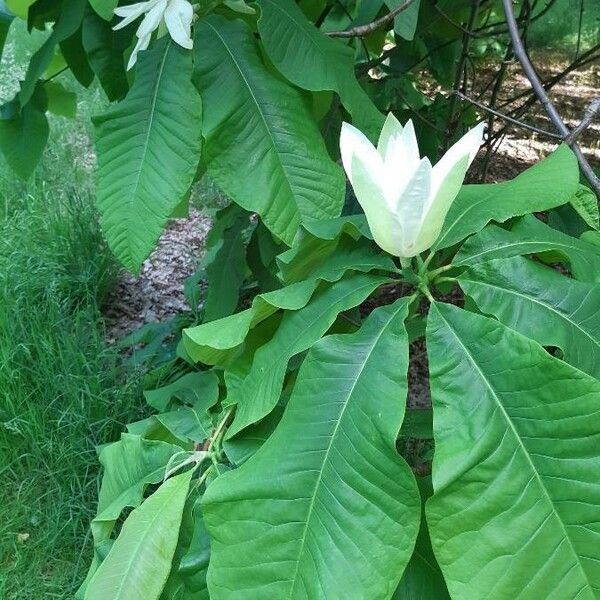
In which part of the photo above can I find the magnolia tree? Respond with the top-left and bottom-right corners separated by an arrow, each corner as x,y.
2,1 -> 600,599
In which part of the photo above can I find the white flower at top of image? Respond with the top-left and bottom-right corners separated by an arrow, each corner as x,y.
340,114 -> 485,258
113,0 -> 194,70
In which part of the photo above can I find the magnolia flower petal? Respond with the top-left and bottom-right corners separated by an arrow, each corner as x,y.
351,155 -> 406,257
377,112 -> 404,156
136,0 -> 168,38
429,122 -> 485,212
418,153 -> 470,251
113,1 -> 154,30
164,0 -> 194,49
127,32 -> 152,70
340,122 -> 387,200
395,157 -> 432,256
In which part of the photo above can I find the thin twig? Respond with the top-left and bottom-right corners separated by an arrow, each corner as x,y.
454,91 -> 563,138
328,0 -> 414,38
565,97 -> 600,144
501,0 -> 600,197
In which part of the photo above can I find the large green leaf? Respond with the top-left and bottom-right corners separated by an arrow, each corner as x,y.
255,0 -> 384,139
0,85 -> 48,179
91,434 -> 183,544
82,6 -> 130,101
226,271 -> 390,438
192,15 -> 345,246
183,244 -> 393,366
203,205 -> 251,322
86,470 -> 193,600
453,215 -> 600,282
435,145 -> 579,250
426,302 -> 600,599
20,0 -> 87,105
89,0 -> 118,21
203,299 -> 420,598
459,256 -> 600,378
95,38 -> 202,272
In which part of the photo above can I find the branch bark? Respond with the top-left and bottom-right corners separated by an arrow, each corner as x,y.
501,0 -> 600,197
328,0 -> 414,38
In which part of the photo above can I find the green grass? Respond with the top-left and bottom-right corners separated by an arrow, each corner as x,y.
0,22 -> 144,600
0,178 -> 146,599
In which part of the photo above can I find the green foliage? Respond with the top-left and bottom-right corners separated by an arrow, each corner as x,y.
95,37 -> 202,272
427,302 -> 600,599
3,1 -> 600,599
193,15 -> 345,246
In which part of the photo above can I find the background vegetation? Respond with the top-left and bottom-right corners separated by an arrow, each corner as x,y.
0,0 -> 598,597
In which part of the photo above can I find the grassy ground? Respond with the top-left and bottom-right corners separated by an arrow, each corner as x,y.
0,22 -> 144,599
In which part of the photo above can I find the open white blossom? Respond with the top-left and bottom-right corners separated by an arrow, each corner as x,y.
340,114 -> 485,258
113,0 -> 194,70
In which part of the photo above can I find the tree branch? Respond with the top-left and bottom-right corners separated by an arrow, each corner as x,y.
501,0 -> 600,197
565,97 -> 600,144
454,91 -> 563,139
328,0 -> 414,38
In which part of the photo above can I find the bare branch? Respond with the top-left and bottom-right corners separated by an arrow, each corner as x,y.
328,0 -> 414,38
501,0 -> 600,198
454,91 -> 563,139
565,97 -> 600,144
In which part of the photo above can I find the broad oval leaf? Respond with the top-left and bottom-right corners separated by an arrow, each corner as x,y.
459,256 -> 600,378
435,144 -> 578,250
95,38 -> 202,272
203,299 -> 420,599
85,469 -> 193,600
256,0 -> 383,139
453,215 -> 600,282
192,15 -> 345,246
426,302 -> 600,599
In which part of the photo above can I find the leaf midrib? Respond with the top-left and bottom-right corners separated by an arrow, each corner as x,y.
203,20 -> 297,218
436,306 -> 593,592
125,40 -> 172,265
288,302 -> 406,598
460,275 -> 598,350
455,239 -> 587,266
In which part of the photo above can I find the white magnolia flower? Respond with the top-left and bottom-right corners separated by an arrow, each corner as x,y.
340,114 -> 485,258
113,0 -> 194,70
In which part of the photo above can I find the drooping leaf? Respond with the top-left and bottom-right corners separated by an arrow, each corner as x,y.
6,0 -> 35,19
89,0 -> 118,21
459,256 -> 600,378
386,0 -> 421,40
571,183 -> 600,230
86,470 -> 193,600
435,144 -> 579,250
225,271 -> 390,438
20,0 -> 87,105
203,299 -> 420,598
453,215 -> 600,282
144,371 -> 219,412
60,26 -> 95,87
178,502 -> 211,600
90,434 -> 183,544
95,38 -> 202,272
203,205 -> 251,322
255,0 -> 384,139
183,245 -> 393,366
192,15 -> 345,245
426,302 -> 600,599
44,80 -> 76,117
82,5 -> 130,101
0,84 -> 49,179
